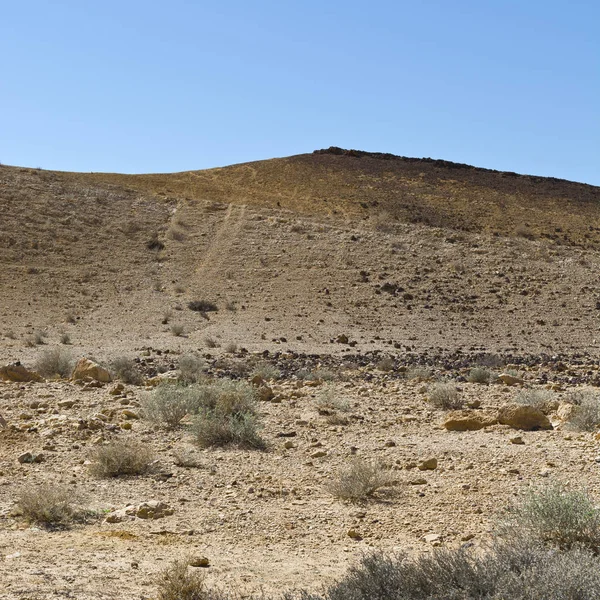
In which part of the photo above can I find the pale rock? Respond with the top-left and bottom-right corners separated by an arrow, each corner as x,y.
497,373 -> 524,386
443,411 -> 498,431
0,364 -> 43,383
497,404 -> 552,431
418,458 -> 438,471
71,358 -> 111,383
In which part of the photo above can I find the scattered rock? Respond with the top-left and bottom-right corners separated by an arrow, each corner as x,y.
347,529 -> 362,540
135,501 -> 174,520
423,533 -> 440,543
418,458 -> 438,471
443,411 -> 498,431
257,386 -> 275,402
71,358 -> 111,383
0,364 -> 43,383
17,452 -> 43,464
189,556 -> 210,568
510,436 -> 525,445
311,450 -> 327,459
497,373 -> 524,386
497,404 -> 552,431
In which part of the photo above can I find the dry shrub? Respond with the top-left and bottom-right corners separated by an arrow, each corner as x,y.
250,362 -> 281,381
35,347 -> 74,378
566,391 -> 600,431
192,411 -> 266,450
327,459 -> 390,501
143,384 -> 197,429
428,383 -> 463,410
89,439 -> 154,477
515,389 -> 555,410
497,484 -> 600,553
17,483 -> 86,528
171,324 -> 185,337
405,366 -> 432,381
179,353 -> 205,383
467,366 -> 495,384
111,356 -> 144,385
156,560 -> 210,600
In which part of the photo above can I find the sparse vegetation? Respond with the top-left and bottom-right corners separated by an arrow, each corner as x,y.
405,366 -> 432,381
497,484 -> 600,553
162,309 -> 173,324
143,383 -> 198,429
296,367 -> 337,381
17,483 -> 86,528
35,346 -> 74,378
188,300 -> 218,313
89,440 -> 154,478
250,362 -> 281,381
171,323 -> 185,337
327,459 -> 390,501
204,336 -> 218,348
156,560 -> 210,600
515,388 -> 555,410
60,332 -> 71,345
225,342 -> 238,354
376,356 -> 395,371
428,382 -> 463,410
192,410 -> 266,449
467,366 -> 495,383
111,356 -> 144,385
179,353 -> 205,383
567,391 -> 600,431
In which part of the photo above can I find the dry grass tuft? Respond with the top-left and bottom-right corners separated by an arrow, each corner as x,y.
35,347 -> 74,378
327,459 -> 390,501
428,383 -> 463,410
88,440 -> 154,478
17,483 -> 87,528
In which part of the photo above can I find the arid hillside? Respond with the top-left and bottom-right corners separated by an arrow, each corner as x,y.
2,148 -> 600,363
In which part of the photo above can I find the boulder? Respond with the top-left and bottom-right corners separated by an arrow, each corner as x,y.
0,364 -> 43,383
443,410 -> 498,431
497,404 -> 552,431
71,358 -> 111,383
497,373 -> 524,386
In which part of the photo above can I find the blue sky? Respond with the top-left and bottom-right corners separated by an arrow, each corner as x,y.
1,1 -> 598,184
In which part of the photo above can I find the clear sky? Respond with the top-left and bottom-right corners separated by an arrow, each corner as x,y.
1,1 -> 598,184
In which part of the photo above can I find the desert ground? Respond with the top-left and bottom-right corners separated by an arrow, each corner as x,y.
1,148 -> 600,599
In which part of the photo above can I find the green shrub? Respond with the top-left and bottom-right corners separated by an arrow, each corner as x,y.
89,440 -> 154,478
179,353 -> 205,383
143,383 -> 197,429
35,347 -> 74,378
568,392 -> 600,431
497,484 -> 600,552
428,383 -> 463,410
467,366 -> 494,384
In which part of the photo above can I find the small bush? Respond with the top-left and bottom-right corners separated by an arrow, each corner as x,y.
188,300 -> 218,312
60,332 -> 71,345
204,336 -> 218,348
17,483 -> 85,528
296,368 -> 337,381
225,342 -> 238,354
192,410 -> 266,450
171,324 -> 185,337
250,362 -> 281,381
327,459 -> 390,501
567,392 -> 600,431
376,357 -> 395,372
156,560 -> 208,600
89,440 -> 154,478
497,484 -> 600,553
35,347 -> 74,378
322,543 -> 600,600
515,389 -> 555,410
467,366 -> 494,383
143,383 -> 197,429
428,383 -> 463,410
405,366 -> 432,381
179,353 -> 205,383
111,357 -> 144,385
315,386 -> 350,415
162,310 -> 173,325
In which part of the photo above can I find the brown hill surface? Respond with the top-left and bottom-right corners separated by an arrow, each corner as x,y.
2,149 -> 600,362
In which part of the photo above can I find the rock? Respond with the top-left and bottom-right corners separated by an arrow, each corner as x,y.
121,409 -> 139,420
71,358 -> 111,383
347,529 -> 362,540
105,508 -> 132,523
510,436 -> 525,445
311,450 -> 327,459
0,364 -> 43,383
556,402 -> 576,422
337,334 -> 349,344
284,440 -> 296,449
120,422 -> 132,430
257,386 -> 275,402
384,440 -> 396,447
497,404 -> 552,431
109,383 -> 125,395
424,533 -> 440,543
58,399 -> 76,409
189,556 -> 210,568
418,458 -> 438,471
250,375 -> 265,387
409,477 -> 428,485
497,373 -> 524,386
17,452 -> 43,464
443,411 -> 498,431
135,501 -> 174,520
